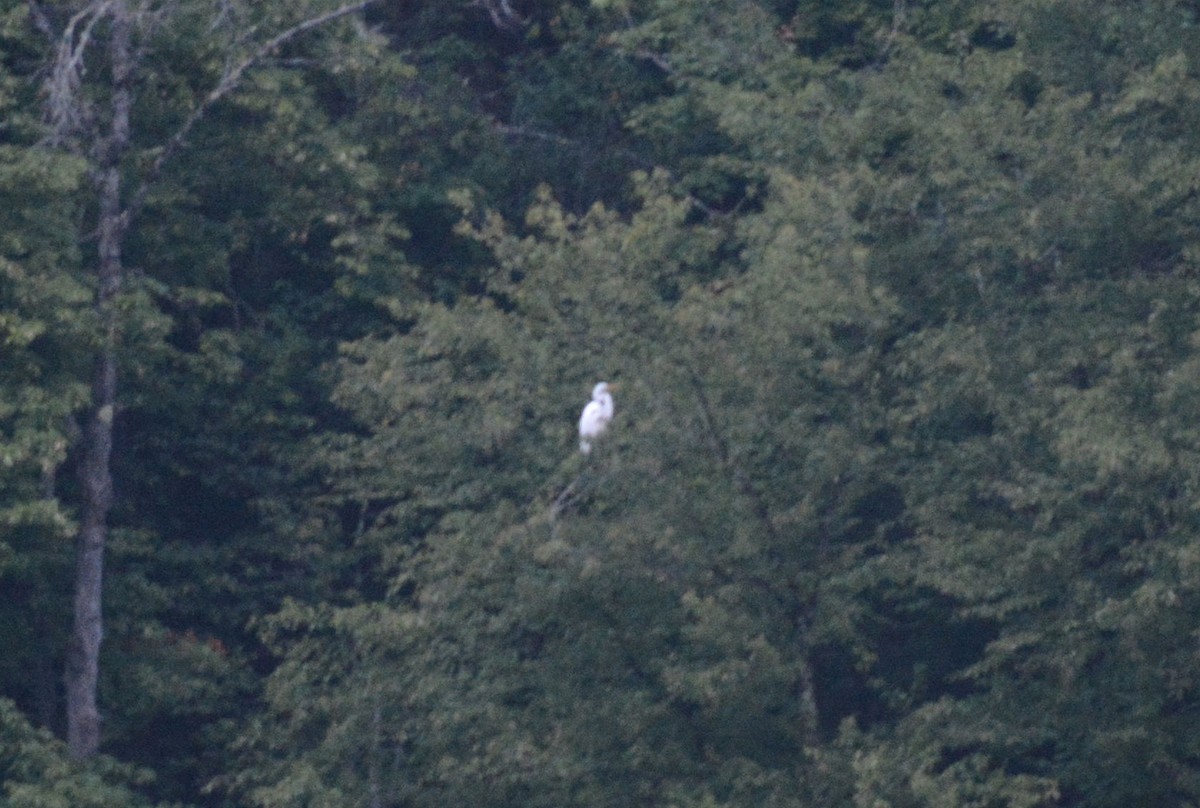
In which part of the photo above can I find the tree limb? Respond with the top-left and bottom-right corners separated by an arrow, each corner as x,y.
41,1 -> 113,145
467,0 -> 526,31
119,0 -> 381,232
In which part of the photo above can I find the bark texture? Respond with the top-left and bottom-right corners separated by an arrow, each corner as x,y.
65,0 -> 132,760
49,0 -> 379,760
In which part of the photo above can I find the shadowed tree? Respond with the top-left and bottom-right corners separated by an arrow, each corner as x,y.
25,0 -> 381,760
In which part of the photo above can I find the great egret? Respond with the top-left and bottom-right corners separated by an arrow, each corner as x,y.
578,381 -> 615,454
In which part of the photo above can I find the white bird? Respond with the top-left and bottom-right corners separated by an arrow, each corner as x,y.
578,381 -> 615,454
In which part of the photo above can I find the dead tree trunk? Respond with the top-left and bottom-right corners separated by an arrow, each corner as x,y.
65,0 -> 132,760
32,0 -> 381,760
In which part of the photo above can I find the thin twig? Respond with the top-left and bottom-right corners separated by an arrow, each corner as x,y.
633,48 -> 672,74
549,476 -> 579,522
466,0 -> 527,31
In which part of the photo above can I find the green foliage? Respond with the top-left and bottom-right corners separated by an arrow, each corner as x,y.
868,280 -> 1200,806
234,163 -> 898,805
0,12 -> 90,736
0,698 -> 157,808
240,1 -> 1200,804
0,92 -> 89,535
4,0 -> 1200,804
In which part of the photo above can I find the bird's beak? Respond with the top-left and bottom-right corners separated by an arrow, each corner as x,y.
607,383 -> 619,391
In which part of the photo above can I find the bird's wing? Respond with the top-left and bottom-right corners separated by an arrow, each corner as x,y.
579,400 -> 607,435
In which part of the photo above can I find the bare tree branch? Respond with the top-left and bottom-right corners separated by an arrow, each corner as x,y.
119,0 -> 381,232
467,0 -> 527,31
43,1 -> 114,146
633,48 -> 672,74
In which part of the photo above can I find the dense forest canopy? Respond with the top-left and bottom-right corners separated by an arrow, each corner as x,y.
2,0 -> 1200,805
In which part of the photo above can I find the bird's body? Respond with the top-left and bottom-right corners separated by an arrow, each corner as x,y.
579,382 -> 614,454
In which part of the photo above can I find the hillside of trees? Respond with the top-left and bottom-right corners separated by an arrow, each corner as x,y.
3,0 -> 1200,805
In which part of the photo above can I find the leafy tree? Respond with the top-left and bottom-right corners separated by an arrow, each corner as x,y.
233,158 -> 905,804
4,0 -> 1200,803
239,0 -> 1200,805
15,0 -> 387,777
0,0 -> 89,735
